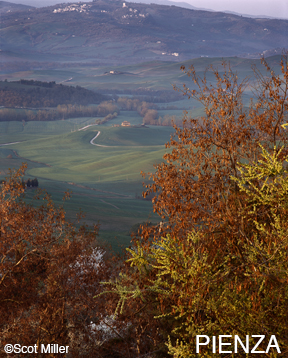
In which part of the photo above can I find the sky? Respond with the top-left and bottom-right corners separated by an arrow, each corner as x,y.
183,0 -> 288,19
5,0 -> 288,19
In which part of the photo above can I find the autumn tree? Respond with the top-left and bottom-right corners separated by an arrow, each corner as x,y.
121,145 -> 288,357
101,56 -> 288,357
143,109 -> 159,125
117,97 -> 141,111
0,164 -> 118,357
140,57 -> 288,241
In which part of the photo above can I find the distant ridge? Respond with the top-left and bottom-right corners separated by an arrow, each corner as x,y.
0,0 -> 34,12
3,0 -> 287,20
131,0 -> 211,12
0,0 -> 287,69
132,0 -> 288,20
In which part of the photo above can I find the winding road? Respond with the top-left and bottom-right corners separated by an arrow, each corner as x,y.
0,141 -> 21,146
89,131 -> 116,147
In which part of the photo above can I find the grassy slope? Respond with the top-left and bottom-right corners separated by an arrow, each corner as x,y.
0,119 -> 174,250
11,123 -> 171,183
1,56 -> 276,92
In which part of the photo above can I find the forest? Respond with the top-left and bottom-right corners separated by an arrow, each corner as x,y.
1,57 -> 288,357
0,84 -> 182,126
0,79 -> 106,108
0,103 -> 118,122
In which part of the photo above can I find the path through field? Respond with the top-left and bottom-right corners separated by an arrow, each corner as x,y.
0,141 -> 21,146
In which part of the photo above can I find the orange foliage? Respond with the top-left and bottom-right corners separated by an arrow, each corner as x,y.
141,57 -> 288,242
0,164 -> 118,357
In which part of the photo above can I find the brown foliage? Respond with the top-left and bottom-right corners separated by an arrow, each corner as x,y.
141,57 -> 288,241
103,56 -> 288,357
0,164 -> 118,357
143,109 -> 159,125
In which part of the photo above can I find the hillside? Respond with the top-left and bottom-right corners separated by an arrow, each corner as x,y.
0,0 -> 33,12
1,0 -> 287,70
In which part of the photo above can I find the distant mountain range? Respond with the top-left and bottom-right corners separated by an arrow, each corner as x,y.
1,0 -> 287,69
2,0 -> 287,20
131,0 -> 284,20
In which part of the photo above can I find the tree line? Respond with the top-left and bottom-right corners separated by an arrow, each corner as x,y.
0,79 -> 182,126
117,97 -> 182,126
0,102 -> 119,122
0,79 -> 106,108
24,177 -> 39,188
0,94 -> 180,126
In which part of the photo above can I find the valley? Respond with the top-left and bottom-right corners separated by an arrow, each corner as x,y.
0,53 -> 285,249
0,0 -> 287,250
1,1 -> 288,355
0,114 -> 174,250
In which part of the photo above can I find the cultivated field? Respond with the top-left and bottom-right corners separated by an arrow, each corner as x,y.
0,117 -> 175,250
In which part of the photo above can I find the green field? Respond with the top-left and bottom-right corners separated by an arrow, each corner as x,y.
0,119 -> 175,250
2,56 -> 280,93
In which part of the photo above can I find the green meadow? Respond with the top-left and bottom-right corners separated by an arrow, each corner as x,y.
2,56 -> 279,93
0,117 -> 175,250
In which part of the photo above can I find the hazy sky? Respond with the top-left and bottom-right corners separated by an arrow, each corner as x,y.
182,0 -> 288,19
6,0 -> 288,19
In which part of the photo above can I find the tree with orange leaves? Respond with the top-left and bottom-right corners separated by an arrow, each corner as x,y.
0,164 -> 118,357
102,56 -> 288,357
141,57 -> 288,240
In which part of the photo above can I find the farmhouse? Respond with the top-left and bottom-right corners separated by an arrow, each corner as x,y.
121,121 -> 131,127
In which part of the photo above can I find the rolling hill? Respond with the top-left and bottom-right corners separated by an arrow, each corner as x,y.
1,0 -> 288,70
0,0 -> 33,12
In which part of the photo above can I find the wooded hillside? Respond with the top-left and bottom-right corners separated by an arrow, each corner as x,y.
0,80 -> 106,108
